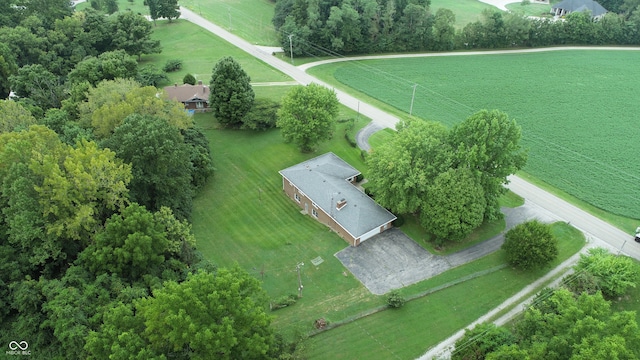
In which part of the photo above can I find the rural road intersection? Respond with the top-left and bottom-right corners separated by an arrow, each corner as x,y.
178,6 -> 640,358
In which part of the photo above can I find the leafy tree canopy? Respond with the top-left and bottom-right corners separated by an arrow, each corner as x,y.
209,56 -> 255,127
87,268 -> 277,359
101,113 -> 193,219
502,220 -> 558,270
568,247 -> 640,298
110,12 -> 161,60
276,83 -> 339,152
0,100 -> 36,133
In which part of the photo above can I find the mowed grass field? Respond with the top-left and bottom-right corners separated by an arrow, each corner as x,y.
300,223 -> 585,359
308,50 -> 640,221
180,0 -> 280,46
143,20 -> 291,86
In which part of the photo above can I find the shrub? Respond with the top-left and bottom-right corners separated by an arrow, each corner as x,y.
502,220 -> 558,270
137,65 -> 168,87
241,98 -> 279,131
567,247 -> 640,298
360,149 -> 368,161
270,294 -> 297,311
183,73 -> 196,85
355,174 -> 364,182
163,59 -> 183,72
344,132 -> 357,147
386,290 -> 406,308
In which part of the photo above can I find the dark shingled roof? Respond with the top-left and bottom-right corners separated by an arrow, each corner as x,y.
163,83 -> 210,104
552,0 -> 607,17
279,153 -> 396,239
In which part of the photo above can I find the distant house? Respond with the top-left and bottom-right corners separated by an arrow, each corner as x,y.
163,81 -> 210,112
279,153 -> 396,247
551,0 -> 607,19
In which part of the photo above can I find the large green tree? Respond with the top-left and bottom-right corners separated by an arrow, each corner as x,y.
495,289 -> 640,358
110,12 -> 161,60
67,50 -> 138,87
10,64 -> 64,111
502,220 -> 558,270
87,268 -> 277,359
421,168 -> 486,244
209,56 -> 254,127
367,118 -> 452,215
276,83 -> 339,152
0,100 -> 36,133
449,109 -> 527,221
0,43 -> 18,98
101,114 -> 193,220
81,203 -> 169,281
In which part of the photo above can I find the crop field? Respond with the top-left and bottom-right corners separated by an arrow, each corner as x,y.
310,50 -> 640,219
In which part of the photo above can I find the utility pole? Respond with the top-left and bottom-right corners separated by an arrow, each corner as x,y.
288,34 -> 294,65
409,84 -> 417,116
296,262 -> 304,298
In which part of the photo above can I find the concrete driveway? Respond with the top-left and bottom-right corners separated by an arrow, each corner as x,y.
336,202 -> 558,295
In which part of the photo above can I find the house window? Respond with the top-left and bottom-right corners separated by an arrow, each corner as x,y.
294,193 -> 300,203
312,208 -> 318,218
196,102 -> 204,109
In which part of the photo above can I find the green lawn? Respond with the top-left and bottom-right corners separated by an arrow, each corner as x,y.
142,20 -> 291,87
180,0 -> 280,46
431,0 -> 496,28
505,0 -> 560,17
304,222 -> 585,359
308,50 -> 640,223
75,0 -> 150,15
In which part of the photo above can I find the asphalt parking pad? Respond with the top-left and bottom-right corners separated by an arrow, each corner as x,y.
336,228 -> 451,295
335,204 -> 559,295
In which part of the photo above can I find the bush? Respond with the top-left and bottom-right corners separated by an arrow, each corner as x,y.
360,149 -> 368,161
163,59 -> 183,72
241,98 -> 279,131
183,73 -> 196,85
386,290 -> 406,308
355,174 -> 364,182
502,220 -> 558,270
392,214 -> 405,227
567,247 -> 640,298
137,65 -> 168,87
270,294 -> 297,311
344,131 -> 357,147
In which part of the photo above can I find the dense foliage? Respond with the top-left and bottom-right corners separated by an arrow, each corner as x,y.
275,0 -> 640,55
502,220 -> 558,270
277,83 -> 339,152
367,110 -> 526,244
568,247 -> 640,298
209,56 -> 255,127
453,289 -> 640,359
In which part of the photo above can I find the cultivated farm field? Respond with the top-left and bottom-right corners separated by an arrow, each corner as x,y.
310,50 -> 640,220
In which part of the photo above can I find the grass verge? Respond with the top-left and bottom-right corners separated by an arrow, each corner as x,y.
303,222 -> 585,359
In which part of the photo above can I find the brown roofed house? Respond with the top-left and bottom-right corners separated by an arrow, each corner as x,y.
164,81 -> 210,112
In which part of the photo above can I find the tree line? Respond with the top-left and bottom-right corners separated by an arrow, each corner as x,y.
452,248 -> 640,359
0,1 -> 295,358
274,0 -> 640,55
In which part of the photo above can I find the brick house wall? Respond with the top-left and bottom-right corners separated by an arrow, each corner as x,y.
282,177 -> 358,246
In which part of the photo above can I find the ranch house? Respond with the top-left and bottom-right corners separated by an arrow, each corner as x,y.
551,0 -> 607,20
279,153 -> 396,247
163,81 -> 210,112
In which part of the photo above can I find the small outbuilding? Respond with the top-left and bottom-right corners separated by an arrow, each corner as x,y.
551,0 -> 607,19
279,153 -> 396,247
163,81 -> 210,112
